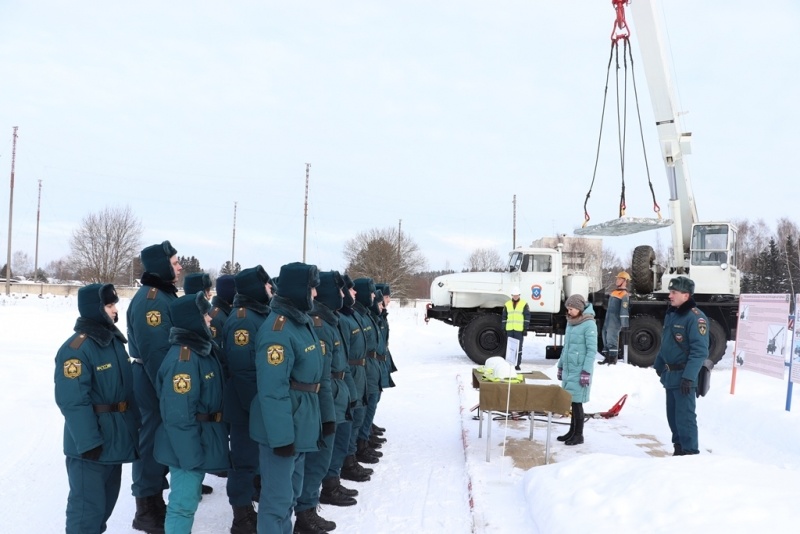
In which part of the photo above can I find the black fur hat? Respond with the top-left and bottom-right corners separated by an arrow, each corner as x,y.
78,283 -> 118,325
316,270 -> 345,311
353,277 -> 376,307
140,241 -> 178,281
277,262 -> 319,312
235,265 -> 272,304
375,283 -> 391,297
170,291 -> 212,338
183,272 -> 212,295
215,274 -> 236,304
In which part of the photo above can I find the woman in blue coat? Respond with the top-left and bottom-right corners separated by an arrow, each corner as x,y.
55,283 -> 138,534
154,291 -> 229,534
556,294 -> 598,446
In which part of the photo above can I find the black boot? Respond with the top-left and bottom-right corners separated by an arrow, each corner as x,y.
337,480 -> 359,497
132,495 -> 165,534
231,504 -> 257,534
673,443 -> 684,456
565,403 -> 584,446
320,476 -> 358,507
341,455 -> 372,482
369,433 -> 387,444
356,439 -> 381,463
294,508 -> 334,533
606,350 -> 618,365
557,411 -> 576,442
371,423 -> 385,435
367,435 -> 384,449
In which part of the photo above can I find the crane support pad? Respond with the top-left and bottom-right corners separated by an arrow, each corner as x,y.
574,216 -> 673,236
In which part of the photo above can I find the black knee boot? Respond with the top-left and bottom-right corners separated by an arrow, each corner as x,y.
565,403 -> 584,445
557,408 -> 576,442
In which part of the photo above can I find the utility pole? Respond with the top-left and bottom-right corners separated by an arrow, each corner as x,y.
5,126 -> 18,296
512,194 -> 517,249
231,201 -> 237,270
303,163 -> 310,263
34,179 -> 41,282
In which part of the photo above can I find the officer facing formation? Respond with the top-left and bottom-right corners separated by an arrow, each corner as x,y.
249,262 -> 335,534
654,276 -> 709,456
55,283 -> 138,534
154,291 -> 229,533
600,271 -> 630,365
222,265 -> 276,534
127,240 -> 182,533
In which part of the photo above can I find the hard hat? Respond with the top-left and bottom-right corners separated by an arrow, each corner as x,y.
510,286 -> 521,295
616,271 -> 631,280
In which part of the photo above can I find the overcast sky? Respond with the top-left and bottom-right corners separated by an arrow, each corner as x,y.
1,0 -> 798,278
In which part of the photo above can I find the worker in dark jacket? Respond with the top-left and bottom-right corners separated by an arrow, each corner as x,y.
654,276 -> 709,456
250,262 -> 335,534
222,265 -> 275,534
210,274 -> 236,346
154,291 -> 229,534
337,274 -> 374,483
600,271 -> 631,365
55,283 -> 138,534
502,287 -> 530,370
127,240 -> 182,532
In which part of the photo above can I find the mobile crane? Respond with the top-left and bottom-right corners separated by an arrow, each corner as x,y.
425,0 -> 739,368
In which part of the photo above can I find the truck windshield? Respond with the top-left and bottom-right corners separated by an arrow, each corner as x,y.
691,224 -> 729,266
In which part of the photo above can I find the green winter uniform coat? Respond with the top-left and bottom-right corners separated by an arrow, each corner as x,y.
370,307 -> 392,389
209,295 -> 232,348
311,302 -> 352,424
353,301 -> 381,395
127,280 -> 178,383
557,303 -> 598,404
55,318 -> 139,463
250,296 -> 335,452
654,300 -> 709,389
220,295 -> 270,426
337,307 -> 367,407
154,329 -> 230,472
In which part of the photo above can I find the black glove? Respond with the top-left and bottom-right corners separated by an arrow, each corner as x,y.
273,443 -> 295,457
322,422 -> 336,436
680,378 -> 693,395
81,445 -> 103,461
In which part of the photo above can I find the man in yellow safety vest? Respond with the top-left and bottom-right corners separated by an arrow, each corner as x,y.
502,287 -> 530,370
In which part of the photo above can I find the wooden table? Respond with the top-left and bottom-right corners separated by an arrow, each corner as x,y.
472,369 -> 572,463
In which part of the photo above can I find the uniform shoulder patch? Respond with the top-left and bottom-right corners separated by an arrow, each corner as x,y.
313,316 -> 323,327
63,358 -> 82,379
147,287 -> 159,300
234,329 -> 250,346
210,325 -> 217,338
69,333 -> 88,350
237,307 -> 247,319
267,344 -> 285,365
697,317 -> 708,336
622,302 -> 629,308
210,307 -> 221,318
273,315 -> 286,331
173,373 -> 191,394
146,310 -> 162,327
179,346 -> 192,361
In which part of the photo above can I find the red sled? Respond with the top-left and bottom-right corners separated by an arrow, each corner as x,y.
598,394 -> 627,418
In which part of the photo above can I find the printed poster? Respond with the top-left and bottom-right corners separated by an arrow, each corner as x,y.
735,293 -> 790,380
505,337 -> 519,366
792,296 -> 800,384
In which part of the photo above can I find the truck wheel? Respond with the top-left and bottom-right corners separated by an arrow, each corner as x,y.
708,319 -> 727,365
627,315 -> 662,367
631,245 -> 656,294
463,315 -> 506,365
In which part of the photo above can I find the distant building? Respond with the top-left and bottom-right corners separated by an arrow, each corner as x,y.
531,235 -> 603,291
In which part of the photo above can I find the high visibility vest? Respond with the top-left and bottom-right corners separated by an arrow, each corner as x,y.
505,300 -> 525,332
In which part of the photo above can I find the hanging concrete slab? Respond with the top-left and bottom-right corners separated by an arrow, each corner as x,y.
573,216 -> 673,236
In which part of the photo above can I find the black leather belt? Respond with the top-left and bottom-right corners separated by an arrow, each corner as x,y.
664,363 -> 685,371
290,380 -> 321,393
348,359 -> 366,366
196,412 -> 223,422
368,351 -> 387,362
93,402 -> 128,413
331,371 -> 345,380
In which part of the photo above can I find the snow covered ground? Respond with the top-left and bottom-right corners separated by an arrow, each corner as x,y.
1,294 -> 798,533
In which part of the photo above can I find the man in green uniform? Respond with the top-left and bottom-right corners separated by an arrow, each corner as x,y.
654,276 -> 709,456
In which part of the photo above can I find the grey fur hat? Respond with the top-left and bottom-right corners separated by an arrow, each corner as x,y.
565,294 -> 586,311
668,276 -> 695,295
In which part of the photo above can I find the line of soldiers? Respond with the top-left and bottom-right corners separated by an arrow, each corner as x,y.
54,240 -> 396,534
